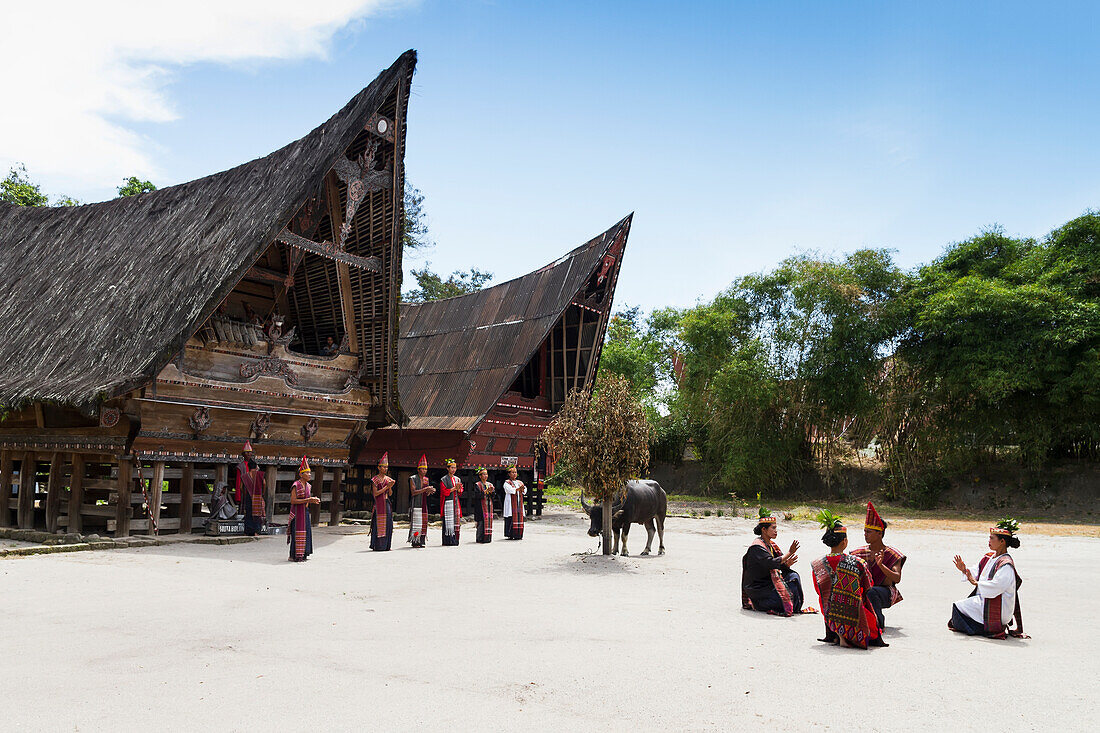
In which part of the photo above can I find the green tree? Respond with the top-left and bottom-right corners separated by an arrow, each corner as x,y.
117,176 -> 156,197
677,249 -> 907,493
403,183 -> 431,251
599,305 -> 688,463
1,164 -> 80,206
899,222 -> 1100,465
600,307 -> 665,396
1,164 -> 49,206
403,264 -> 493,302
540,375 -> 652,555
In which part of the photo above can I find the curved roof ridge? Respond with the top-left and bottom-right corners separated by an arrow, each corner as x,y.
394,213 -> 632,430
0,50 -> 417,407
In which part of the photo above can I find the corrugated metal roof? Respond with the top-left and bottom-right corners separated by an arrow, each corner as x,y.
394,214 -> 632,431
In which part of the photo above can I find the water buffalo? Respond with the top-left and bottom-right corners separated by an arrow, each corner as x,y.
580,479 -> 667,556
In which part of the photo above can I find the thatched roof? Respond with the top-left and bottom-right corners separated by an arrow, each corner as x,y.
0,50 -> 416,409
396,214 -> 632,432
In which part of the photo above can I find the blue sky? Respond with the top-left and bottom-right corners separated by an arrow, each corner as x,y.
5,1 -> 1099,313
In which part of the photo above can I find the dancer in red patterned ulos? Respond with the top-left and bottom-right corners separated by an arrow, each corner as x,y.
849,502 -> 905,630
811,510 -> 885,649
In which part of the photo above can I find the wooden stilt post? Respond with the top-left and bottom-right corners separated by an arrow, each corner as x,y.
311,470 -> 321,526
149,461 -> 165,535
18,451 -> 36,529
264,465 -> 277,524
115,457 -> 133,537
329,467 -> 344,526
45,452 -> 65,534
0,451 -> 12,528
68,454 -> 85,534
179,463 -> 195,535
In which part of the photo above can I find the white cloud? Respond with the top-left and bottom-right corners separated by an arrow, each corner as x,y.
0,0 -> 407,198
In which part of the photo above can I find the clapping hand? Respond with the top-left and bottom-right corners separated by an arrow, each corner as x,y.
788,539 -> 800,555
953,554 -> 975,584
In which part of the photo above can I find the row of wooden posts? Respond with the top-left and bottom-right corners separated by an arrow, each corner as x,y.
0,450 -> 345,537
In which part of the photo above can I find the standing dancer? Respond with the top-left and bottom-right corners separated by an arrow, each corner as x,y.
949,519 -> 1026,639
440,458 -> 463,546
850,502 -> 905,630
502,465 -> 525,540
472,467 -> 495,543
236,440 -> 265,536
288,456 -> 320,562
370,452 -> 395,551
408,454 -> 433,548
811,510 -> 885,648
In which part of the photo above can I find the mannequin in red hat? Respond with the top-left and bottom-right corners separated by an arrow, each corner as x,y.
407,454 -> 434,548
850,502 -> 906,630
471,467 -> 495,544
236,440 -> 265,536
288,456 -> 320,561
439,458 -> 463,546
370,453 -> 395,551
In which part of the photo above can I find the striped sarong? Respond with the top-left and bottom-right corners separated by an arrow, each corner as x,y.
288,479 -> 311,560
443,497 -> 455,536
509,491 -> 524,537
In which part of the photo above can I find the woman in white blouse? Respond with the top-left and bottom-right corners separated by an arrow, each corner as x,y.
949,518 -> 1026,639
502,465 -> 525,540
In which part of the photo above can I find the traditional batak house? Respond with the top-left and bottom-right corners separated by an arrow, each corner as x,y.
0,51 -> 417,536
353,214 -> 632,514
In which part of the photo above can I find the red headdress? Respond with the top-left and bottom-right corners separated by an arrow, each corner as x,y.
378,451 -> 389,468
298,455 -> 311,475
864,501 -> 886,532
243,439 -> 253,453
417,454 -> 428,470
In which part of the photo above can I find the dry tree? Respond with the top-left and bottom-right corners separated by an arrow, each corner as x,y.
539,374 -> 652,555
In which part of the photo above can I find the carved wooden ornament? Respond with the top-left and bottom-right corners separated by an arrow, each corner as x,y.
250,412 -> 272,438
300,417 -> 319,442
189,407 -> 212,434
99,406 -> 121,428
240,356 -> 299,386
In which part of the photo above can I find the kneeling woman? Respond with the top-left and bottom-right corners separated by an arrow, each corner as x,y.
811,510 -> 885,648
741,508 -> 804,616
949,519 -> 1026,639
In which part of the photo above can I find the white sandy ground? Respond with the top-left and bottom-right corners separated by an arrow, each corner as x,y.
0,508 -> 1097,732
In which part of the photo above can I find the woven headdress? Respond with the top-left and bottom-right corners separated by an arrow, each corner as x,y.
864,501 -> 886,532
